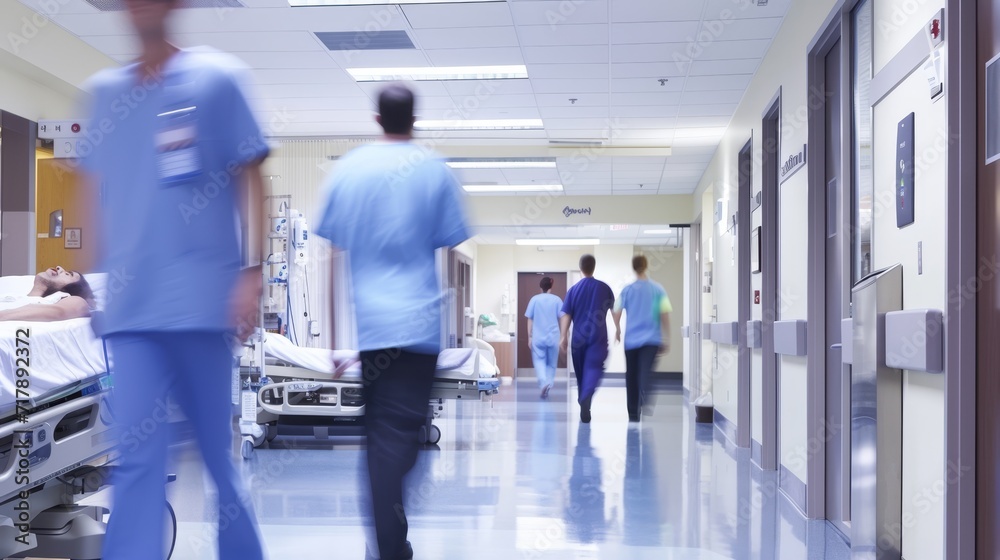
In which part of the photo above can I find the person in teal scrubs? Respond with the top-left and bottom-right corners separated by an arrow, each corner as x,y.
80,0 -> 268,557
613,255 -> 672,421
525,276 -> 563,398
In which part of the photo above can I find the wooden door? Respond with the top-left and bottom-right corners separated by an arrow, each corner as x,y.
516,272 -> 568,374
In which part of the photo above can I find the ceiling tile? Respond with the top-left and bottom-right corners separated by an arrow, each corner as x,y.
531,79 -> 609,94
535,93 -> 610,107
424,47 -> 525,66
403,2 -> 514,28
611,22 -> 701,45
612,77 -> 683,93
612,0 -> 703,22
609,105 -> 678,118
509,0 -> 610,26
517,24 -> 609,47
444,80 -> 535,97
695,39 -> 773,61
411,26 -> 520,50
539,106 -> 611,119
688,58 -> 763,76
252,68 -> 355,85
675,116 -> 732,128
675,103 -> 740,117
679,88 -> 745,104
528,63 -> 609,79
684,75 -> 752,92
231,51 -> 340,69
705,0 -> 792,19
610,92 -> 683,106
611,62 -> 687,79
523,45 -> 610,64
328,49 -> 430,68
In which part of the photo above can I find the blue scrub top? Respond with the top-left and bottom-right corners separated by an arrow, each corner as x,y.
615,279 -> 672,350
81,50 -> 269,335
562,277 -> 615,349
314,142 -> 470,354
525,293 -> 563,348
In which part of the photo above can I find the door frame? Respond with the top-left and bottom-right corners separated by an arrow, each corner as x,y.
806,6 -> 852,522
760,90 -> 781,472
737,139 -> 753,449
954,0 -> 978,557
687,221 -> 703,400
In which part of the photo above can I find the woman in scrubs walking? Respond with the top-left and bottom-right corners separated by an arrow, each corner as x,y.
525,277 -> 563,398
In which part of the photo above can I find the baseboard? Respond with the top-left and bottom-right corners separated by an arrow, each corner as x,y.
714,409 -> 738,447
779,465 -> 808,516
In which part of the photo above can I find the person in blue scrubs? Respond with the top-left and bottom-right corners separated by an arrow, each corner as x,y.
560,255 -> 615,423
525,276 -> 563,399
612,255 -> 672,421
80,1 -> 268,558
315,84 -> 470,560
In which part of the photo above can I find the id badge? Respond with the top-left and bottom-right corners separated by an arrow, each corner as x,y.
156,106 -> 202,185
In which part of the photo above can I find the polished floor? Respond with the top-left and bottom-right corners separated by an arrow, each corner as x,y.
88,376 -> 851,559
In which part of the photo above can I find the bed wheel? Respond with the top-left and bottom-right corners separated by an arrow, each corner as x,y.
241,438 -> 254,459
428,425 -> 441,445
265,424 -> 278,442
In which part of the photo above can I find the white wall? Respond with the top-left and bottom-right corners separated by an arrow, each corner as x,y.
690,0 -> 839,481
635,245 -> 685,373
871,2 -> 948,555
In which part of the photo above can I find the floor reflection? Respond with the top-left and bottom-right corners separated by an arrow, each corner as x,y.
92,374 -> 855,560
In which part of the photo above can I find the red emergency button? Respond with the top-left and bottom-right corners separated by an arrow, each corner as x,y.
71,123 -> 81,133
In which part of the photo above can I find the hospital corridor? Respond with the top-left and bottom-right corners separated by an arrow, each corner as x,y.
0,0 -> 997,559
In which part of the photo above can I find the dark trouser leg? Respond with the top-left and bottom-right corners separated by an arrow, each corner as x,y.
624,347 -> 641,420
637,345 -> 659,415
571,346 -> 586,402
361,349 -> 437,560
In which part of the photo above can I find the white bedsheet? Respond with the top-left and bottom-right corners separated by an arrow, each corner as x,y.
0,317 -> 108,409
262,333 -> 496,379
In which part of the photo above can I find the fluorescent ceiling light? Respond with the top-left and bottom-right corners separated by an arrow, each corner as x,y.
415,119 -> 543,130
348,65 -> 527,82
516,239 -> 600,246
448,160 -> 556,169
292,0 -> 497,5
643,229 -> 674,234
463,184 -> 563,193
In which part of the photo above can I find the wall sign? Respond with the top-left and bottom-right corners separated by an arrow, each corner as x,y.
779,144 -> 807,184
64,228 -> 82,249
562,206 -> 592,218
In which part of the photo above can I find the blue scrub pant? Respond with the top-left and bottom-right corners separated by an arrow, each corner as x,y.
102,332 -> 263,560
531,342 -> 558,389
571,341 -> 608,405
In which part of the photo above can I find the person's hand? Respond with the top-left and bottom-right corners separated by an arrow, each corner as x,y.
658,342 -> 670,355
230,269 -> 262,341
559,336 -> 568,355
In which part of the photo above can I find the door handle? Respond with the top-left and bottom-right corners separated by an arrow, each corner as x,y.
830,343 -> 843,350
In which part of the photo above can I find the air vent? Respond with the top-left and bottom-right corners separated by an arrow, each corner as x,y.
85,0 -> 244,10
548,140 -> 604,147
315,30 -> 415,51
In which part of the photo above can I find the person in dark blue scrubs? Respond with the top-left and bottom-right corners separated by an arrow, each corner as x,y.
80,1 -> 268,558
560,255 -> 615,423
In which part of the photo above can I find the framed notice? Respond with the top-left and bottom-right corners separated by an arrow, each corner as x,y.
750,226 -> 761,274
64,228 -> 82,249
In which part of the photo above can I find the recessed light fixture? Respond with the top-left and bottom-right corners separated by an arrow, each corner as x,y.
447,159 -> 557,169
291,0 -> 497,5
463,184 -> 563,193
643,229 -> 674,234
516,238 -> 600,246
347,65 -> 528,82
415,119 -> 544,130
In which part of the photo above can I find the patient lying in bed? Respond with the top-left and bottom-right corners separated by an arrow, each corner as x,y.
0,266 -> 95,322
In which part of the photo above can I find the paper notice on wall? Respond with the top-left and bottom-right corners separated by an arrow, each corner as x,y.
923,49 -> 944,100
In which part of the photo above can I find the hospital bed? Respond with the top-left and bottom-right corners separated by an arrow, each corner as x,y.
0,274 -> 176,560
237,333 -> 501,458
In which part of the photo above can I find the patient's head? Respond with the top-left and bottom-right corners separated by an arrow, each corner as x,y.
33,267 -> 95,303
